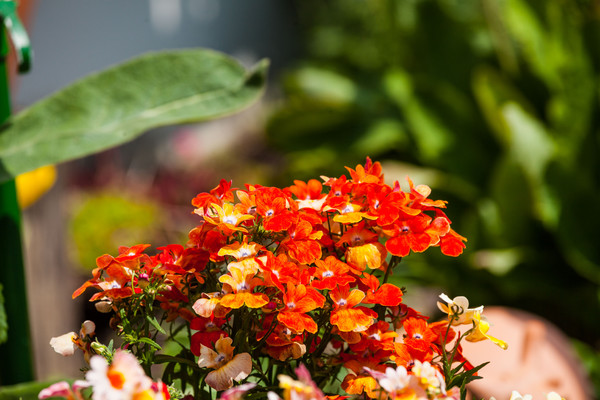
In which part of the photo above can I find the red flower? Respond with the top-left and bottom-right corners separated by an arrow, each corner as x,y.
190,317 -> 228,356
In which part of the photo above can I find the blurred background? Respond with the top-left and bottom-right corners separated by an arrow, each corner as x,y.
11,0 -> 600,398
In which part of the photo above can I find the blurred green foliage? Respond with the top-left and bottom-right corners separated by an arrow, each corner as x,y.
69,192 -> 163,271
268,0 -> 600,351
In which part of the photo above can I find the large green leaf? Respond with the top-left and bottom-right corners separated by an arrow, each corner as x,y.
0,49 -> 268,183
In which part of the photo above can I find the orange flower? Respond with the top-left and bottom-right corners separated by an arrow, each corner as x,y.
360,273 -> 403,307
219,239 -> 264,276
330,285 -> 377,332
288,179 -> 327,211
384,214 -> 450,257
350,320 -> 398,354
191,179 -> 235,212
345,157 -> 384,184
254,187 -> 296,232
198,336 -> 252,391
345,242 -> 387,272
219,267 -> 269,309
201,202 -> 255,235
192,292 -> 231,319
324,196 -> 377,225
439,228 -> 467,256
401,317 -> 437,362
341,358 -> 385,398
277,284 -> 325,334
311,256 -> 355,290
257,316 -> 307,361
280,216 -> 323,265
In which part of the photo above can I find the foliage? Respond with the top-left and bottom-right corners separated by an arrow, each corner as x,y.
0,49 -> 268,183
69,192 -> 163,271
45,158 -> 513,400
267,0 -> 600,345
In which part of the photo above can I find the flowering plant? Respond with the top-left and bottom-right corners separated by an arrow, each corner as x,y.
43,157 -> 519,400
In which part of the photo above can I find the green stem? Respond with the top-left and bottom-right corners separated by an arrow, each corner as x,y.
0,25 -> 34,385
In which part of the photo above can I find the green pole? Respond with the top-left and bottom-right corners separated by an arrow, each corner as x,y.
0,1 -> 34,385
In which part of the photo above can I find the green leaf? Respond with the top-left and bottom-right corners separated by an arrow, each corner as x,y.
137,337 -> 162,350
0,380 -> 63,400
384,69 -> 453,162
0,284 -> 6,344
0,49 -> 268,183
147,314 -> 166,335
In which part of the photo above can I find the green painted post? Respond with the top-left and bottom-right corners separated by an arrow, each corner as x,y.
0,1 -> 34,385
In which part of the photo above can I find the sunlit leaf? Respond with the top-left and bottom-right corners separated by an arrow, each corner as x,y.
0,49 -> 268,183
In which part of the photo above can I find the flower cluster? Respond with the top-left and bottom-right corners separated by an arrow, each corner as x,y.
44,158 -> 514,400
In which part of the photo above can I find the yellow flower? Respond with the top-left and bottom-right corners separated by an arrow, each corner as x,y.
437,293 -> 483,326
465,310 -> 508,350
198,336 -> 252,391
16,165 -> 56,209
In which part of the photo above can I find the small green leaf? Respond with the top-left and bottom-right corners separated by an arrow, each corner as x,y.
0,49 -> 268,183
147,314 -> 166,335
137,337 -> 162,350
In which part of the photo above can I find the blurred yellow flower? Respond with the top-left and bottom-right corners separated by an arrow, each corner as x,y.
16,165 -> 56,209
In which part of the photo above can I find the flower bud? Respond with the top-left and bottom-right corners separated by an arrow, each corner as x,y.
80,320 -> 96,337
95,300 -> 113,313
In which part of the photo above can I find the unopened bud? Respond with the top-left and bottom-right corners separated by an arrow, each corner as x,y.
95,300 -> 113,313
80,320 -> 96,337
90,341 -> 108,354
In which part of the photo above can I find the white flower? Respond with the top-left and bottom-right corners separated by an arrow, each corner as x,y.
85,350 -> 151,400
437,293 -> 484,325
49,332 -> 78,356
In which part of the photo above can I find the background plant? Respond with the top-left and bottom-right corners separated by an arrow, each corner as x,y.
266,2 -> 600,386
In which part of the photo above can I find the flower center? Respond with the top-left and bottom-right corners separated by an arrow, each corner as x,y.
322,271 -> 334,278
265,209 -> 274,217
216,353 -> 227,364
107,369 -> 125,389
338,299 -> 347,307
223,215 -> 238,225
239,249 -> 251,258
286,302 -> 296,310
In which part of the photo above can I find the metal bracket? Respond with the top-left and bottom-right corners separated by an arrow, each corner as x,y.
0,0 -> 31,73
